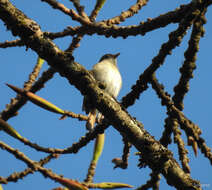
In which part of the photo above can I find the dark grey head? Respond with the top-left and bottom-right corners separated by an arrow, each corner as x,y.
99,53 -> 120,62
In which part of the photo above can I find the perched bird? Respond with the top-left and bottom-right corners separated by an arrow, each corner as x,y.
82,53 -> 122,131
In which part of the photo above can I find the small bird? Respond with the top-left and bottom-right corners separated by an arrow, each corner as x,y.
82,53 -> 122,131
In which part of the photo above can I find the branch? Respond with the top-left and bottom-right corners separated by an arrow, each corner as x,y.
0,153 -> 59,183
1,117 -> 108,154
69,0 -> 87,18
41,0 -> 90,23
103,0 -> 148,25
1,67 -> 56,120
46,3 -> 191,39
0,39 -> 23,48
0,141 -> 87,189
121,2 -> 198,108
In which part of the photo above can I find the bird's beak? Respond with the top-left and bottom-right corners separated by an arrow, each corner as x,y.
113,53 -> 120,58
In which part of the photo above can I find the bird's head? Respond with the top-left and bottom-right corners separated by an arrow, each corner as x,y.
99,53 -> 120,65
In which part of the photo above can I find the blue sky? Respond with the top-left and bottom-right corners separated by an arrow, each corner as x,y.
0,0 -> 212,189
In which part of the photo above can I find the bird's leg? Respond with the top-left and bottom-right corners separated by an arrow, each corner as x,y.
86,109 -> 97,131
97,113 -> 104,124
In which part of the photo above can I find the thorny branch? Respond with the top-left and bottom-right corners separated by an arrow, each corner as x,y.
46,3 -> 192,40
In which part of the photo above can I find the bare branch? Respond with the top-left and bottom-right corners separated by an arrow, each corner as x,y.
0,39 -> 23,48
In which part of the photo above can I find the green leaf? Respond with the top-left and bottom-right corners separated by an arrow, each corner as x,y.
6,83 -> 65,115
0,118 -> 22,140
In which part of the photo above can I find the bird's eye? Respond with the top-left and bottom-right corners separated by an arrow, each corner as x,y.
103,55 -> 109,59
99,54 -> 113,62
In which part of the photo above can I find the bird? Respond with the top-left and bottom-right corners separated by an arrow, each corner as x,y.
82,53 -> 122,131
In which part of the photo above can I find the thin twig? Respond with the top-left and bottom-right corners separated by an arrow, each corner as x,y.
41,0 -> 90,24
103,0 -> 149,25
0,39 -> 24,48
0,153 -> 59,183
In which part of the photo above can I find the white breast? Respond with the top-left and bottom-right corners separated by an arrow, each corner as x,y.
92,60 -> 122,98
